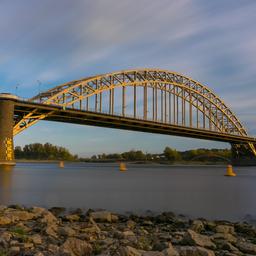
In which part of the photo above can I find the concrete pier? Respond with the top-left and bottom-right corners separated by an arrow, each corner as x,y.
0,94 -> 17,166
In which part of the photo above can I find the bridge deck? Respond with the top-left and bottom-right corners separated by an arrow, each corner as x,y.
14,100 -> 256,144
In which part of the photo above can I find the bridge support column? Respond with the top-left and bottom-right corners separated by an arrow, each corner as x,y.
231,143 -> 256,166
0,94 -> 17,166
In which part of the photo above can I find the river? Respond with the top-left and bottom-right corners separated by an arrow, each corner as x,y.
0,163 -> 255,222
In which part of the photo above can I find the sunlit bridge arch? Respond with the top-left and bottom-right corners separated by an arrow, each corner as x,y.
13,68 -> 256,156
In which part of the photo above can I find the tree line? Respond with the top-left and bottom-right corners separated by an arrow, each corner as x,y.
14,143 -> 231,162
14,143 -> 78,161
86,147 -> 231,162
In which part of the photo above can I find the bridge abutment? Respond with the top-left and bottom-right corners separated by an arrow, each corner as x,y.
0,94 -> 17,166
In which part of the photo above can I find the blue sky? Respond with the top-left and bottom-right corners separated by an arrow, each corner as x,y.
1,0 -> 256,156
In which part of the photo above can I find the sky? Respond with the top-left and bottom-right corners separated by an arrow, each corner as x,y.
1,0 -> 256,156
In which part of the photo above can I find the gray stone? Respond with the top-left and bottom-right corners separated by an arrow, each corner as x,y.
58,226 -> 76,237
119,246 -> 142,256
162,244 -> 180,256
236,240 -> 256,254
215,225 -> 235,234
191,220 -> 204,233
9,246 -> 20,256
176,246 -> 215,256
30,234 -> 42,245
182,229 -> 216,249
90,211 -> 118,222
142,252 -> 164,256
211,233 -> 237,244
60,237 -> 92,256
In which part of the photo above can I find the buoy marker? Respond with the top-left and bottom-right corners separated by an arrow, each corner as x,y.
225,164 -> 236,177
59,161 -> 65,168
119,162 -> 127,172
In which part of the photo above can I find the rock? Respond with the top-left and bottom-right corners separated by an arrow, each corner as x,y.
215,225 -> 235,234
235,222 -> 256,237
45,224 -> 58,238
182,229 -> 216,249
34,252 -> 45,256
236,240 -> 256,254
23,242 -> 34,249
176,246 -> 215,256
31,207 -> 46,217
90,211 -> 118,222
65,214 -> 80,222
123,230 -> 135,237
0,231 -> 12,242
30,234 -> 42,245
49,206 -> 66,216
127,220 -> 136,229
220,241 -> 239,252
142,252 -> 164,256
41,211 -> 58,224
119,246 -> 142,256
0,216 -> 12,225
162,244 -> 179,256
60,237 -> 93,256
190,220 -> 204,233
9,246 -> 20,256
0,205 -> 7,211
48,244 -> 60,254
58,226 -> 76,237
211,233 -> 237,244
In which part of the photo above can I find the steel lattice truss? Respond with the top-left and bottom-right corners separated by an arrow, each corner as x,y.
13,69 -> 256,156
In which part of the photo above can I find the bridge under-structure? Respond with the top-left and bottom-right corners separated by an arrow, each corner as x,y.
0,68 -> 255,166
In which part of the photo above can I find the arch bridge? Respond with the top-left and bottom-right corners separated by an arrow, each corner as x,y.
0,68 -> 255,165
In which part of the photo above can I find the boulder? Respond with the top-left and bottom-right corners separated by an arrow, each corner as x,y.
176,246 -> 215,256
90,211 -> 118,222
236,240 -> 256,254
119,246 -> 142,256
190,220 -> 204,233
40,211 -> 58,224
142,252 -> 164,256
60,237 -> 92,256
211,233 -> 237,244
0,216 -> 12,225
30,234 -> 42,245
9,246 -> 20,256
45,224 -> 58,238
215,225 -> 235,234
65,214 -> 80,222
162,244 -> 180,256
182,230 -> 216,249
58,226 -> 76,237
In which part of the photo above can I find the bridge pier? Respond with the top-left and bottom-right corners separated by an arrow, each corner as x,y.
0,94 -> 17,166
231,143 -> 256,166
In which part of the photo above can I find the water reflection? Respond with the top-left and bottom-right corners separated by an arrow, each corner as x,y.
0,165 -> 14,204
0,163 -> 255,221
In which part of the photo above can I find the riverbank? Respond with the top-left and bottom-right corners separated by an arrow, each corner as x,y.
16,159 -> 228,166
0,206 -> 255,255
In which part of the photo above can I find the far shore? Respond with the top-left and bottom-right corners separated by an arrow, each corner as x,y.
15,159 -> 229,166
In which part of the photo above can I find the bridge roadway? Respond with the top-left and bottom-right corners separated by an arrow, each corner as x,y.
14,99 -> 256,145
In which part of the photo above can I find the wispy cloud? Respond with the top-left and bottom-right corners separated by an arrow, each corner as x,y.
1,0 -> 256,152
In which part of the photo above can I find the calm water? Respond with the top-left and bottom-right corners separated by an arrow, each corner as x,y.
0,163 -> 255,221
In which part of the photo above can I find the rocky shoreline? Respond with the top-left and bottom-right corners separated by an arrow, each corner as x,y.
0,206 -> 255,255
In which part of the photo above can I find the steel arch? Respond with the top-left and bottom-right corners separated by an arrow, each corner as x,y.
13,68 -> 256,156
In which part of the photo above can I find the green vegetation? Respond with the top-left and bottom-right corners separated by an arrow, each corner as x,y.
83,147 -> 232,163
14,143 -> 78,161
14,142 -> 231,163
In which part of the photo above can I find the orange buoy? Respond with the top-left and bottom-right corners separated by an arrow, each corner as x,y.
225,164 -> 236,177
119,162 -> 127,172
59,161 -> 65,168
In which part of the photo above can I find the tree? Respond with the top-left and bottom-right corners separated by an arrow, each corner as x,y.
163,147 -> 181,161
15,143 -> 77,160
